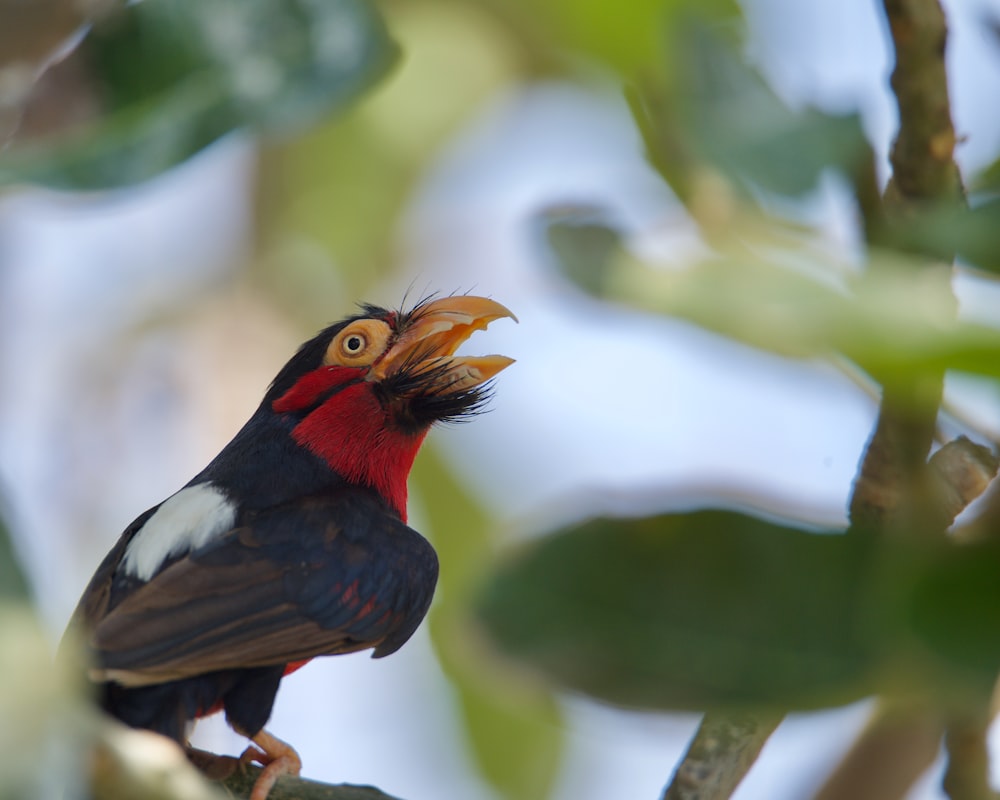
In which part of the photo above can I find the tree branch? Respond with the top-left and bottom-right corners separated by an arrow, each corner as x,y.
942,713 -> 997,800
92,735 -> 403,800
186,749 -> 403,800
841,5 -> 996,800
665,3 -> 978,798
660,713 -> 781,800
220,769 -> 402,800
816,704 -> 944,800
849,0 -> 965,536
881,0 -> 964,206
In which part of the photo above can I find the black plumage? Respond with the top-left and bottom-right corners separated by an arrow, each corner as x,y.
88,488 -> 436,741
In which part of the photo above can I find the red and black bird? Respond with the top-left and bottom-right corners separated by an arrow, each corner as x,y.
66,295 -> 515,799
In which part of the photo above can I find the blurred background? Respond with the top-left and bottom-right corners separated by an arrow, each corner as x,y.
2,0 -> 1000,798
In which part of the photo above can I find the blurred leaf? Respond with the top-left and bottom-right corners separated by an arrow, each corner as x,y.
608,248 -> 1000,387
633,20 -> 868,201
973,153 -> 1000,193
0,608 -> 86,800
0,0 -> 119,143
413,446 -> 563,800
0,0 -> 396,189
254,0 -> 520,316
0,0 -> 104,69
684,38 -> 867,197
951,198 -> 1000,273
93,727 -> 227,800
478,510 -> 887,711
908,539 -> 1000,699
469,0 -> 740,80
0,506 -> 29,603
527,0 -> 674,75
538,205 -> 626,295
415,453 -> 564,800
0,608 -> 228,799
881,197 -> 1000,274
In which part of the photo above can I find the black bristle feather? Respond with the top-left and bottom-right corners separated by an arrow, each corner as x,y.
377,356 -> 495,431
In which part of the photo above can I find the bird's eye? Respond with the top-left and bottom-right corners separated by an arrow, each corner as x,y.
344,334 -> 366,354
324,319 -> 393,368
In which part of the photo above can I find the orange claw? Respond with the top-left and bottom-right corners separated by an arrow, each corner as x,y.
240,729 -> 303,800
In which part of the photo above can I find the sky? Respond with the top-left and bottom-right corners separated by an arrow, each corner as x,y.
2,0 -> 1000,799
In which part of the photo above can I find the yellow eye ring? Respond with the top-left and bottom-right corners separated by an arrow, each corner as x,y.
324,319 -> 393,367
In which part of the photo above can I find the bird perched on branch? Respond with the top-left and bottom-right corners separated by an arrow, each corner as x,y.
66,295 -> 516,800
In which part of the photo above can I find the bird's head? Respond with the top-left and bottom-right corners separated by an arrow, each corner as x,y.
265,295 -> 516,518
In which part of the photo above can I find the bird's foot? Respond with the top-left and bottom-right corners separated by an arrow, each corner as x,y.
240,730 -> 302,800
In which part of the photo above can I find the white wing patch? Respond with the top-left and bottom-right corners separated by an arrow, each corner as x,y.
121,483 -> 236,581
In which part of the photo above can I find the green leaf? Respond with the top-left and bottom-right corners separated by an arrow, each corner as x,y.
908,539 -> 1000,700
478,510 -> 887,711
472,0 -> 740,78
412,447 -> 564,800
952,198 -> 1000,274
974,155 -> 1000,193
0,507 -> 29,603
0,608 -> 88,800
538,205 -> 625,296
1,0 -> 397,189
881,197 -> 1000,274
634,20 -> 869,199
543,0 -> 669,74
608,248 -> 1000,387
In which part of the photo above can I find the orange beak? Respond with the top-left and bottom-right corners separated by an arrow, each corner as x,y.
370,296 -> 517,393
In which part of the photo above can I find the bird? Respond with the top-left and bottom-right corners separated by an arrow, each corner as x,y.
65,295 -> 516,800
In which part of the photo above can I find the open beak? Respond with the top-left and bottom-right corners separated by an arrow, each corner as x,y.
370,296 -> 517,393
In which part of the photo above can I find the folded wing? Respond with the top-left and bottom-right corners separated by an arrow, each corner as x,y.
87,490 -> 438,687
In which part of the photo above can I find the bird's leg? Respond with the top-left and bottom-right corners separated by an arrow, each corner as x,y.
240,729 -> 302,800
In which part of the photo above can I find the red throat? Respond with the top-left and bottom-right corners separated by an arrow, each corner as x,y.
277,380 -> 426,520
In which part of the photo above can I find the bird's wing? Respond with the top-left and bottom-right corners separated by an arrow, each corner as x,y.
87,491 -> 438,687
